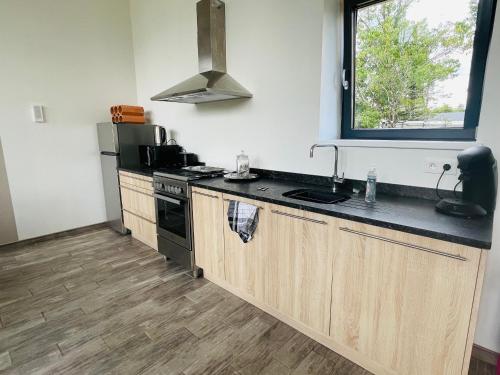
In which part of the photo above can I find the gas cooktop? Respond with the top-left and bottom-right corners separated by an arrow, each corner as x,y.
153,167 -> 225,181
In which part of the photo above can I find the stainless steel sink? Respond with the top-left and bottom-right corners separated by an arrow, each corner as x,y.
282,189 -> 350,204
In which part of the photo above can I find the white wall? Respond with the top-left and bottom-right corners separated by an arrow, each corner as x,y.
0,0 -> 137,240
130,0 -> 465,188
473,5 -> 500,351
130,0 -> 500,351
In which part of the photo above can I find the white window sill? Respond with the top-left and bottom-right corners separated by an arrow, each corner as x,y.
319,139 -> 478,151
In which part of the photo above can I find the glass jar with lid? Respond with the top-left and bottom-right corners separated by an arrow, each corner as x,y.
236,150 -> 250,177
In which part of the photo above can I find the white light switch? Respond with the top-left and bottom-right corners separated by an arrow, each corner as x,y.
32,105 -> 45,123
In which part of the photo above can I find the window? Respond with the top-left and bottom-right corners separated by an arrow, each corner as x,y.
341,0 -> 497,140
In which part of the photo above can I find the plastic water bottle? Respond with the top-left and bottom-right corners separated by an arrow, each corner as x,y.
365,167 -> 377,203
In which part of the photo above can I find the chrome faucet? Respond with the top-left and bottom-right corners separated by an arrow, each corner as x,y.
310,144 -> 345,193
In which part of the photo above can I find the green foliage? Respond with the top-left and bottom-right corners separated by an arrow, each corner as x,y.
355,0 -> 477,129
431,104 -> 465,114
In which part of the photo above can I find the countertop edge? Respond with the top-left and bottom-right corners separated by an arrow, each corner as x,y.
190,182 -> 491,250
118,167 -> 155,177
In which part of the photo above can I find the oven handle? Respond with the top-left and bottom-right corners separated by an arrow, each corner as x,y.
154,194 -> 183,206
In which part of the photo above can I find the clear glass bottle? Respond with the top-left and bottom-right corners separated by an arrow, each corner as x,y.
236,150 -> 250,177
365,167 -> 377,203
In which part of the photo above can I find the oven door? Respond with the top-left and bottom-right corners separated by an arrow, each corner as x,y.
154,192 -> 191,250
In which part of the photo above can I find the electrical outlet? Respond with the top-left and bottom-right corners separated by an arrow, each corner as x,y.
424,158 -> 457,175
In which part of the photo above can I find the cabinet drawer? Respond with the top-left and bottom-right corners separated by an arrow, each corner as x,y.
123,211 -> 158,250
119,171 -> 154,193
120,186 -> 156,223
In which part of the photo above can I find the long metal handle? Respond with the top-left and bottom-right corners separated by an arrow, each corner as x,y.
154,194 -> 182,206
224,198 -> 264,210
271,210 -> 327,225
339,227 -> 467,261
122,209 -> 155,224
120,184 -> 153,197
192,191 -> 219,199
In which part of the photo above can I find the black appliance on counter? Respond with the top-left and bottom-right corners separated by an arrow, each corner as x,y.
179,152 -> 199,167
436,145 -> 497,218
139,145 -> 183,168
118,124 -> 172,169
153,167 -> 225,276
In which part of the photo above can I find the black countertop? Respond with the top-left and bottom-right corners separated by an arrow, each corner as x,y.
118,167 -> 156,177
191,177 -> 493,249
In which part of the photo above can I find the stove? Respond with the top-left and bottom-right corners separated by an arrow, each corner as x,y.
154,169 -> 222,182
154,166 -> 225,182
152,167 -> 224,276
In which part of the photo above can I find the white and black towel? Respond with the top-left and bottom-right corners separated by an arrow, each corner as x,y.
227,200 -> 259,243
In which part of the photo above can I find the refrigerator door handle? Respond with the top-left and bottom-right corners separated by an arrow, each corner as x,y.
160,127 -> 167,145
100,151 -> 120,156
147,147 -> 153,166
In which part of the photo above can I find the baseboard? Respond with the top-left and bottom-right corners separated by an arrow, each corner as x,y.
0,222 -> 111,250
472,344 -> 499,366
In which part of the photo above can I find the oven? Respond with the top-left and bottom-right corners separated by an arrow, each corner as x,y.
153,168 -> 224,276
154,191 -> 191,250
153,174 -> 196,273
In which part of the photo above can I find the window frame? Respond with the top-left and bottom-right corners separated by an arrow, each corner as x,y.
341,0 -> 498,141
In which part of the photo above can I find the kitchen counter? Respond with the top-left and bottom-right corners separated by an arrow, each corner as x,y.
118,166 -> 156,177
191,177 -> 493,249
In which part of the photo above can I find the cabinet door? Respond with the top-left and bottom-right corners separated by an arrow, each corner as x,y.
120,186 -> 156,223
192,188 -> 225,279
222,194 -> 268,301
266,204 -> 336,335
123,210 -> 158,250
330,220 -> 482,375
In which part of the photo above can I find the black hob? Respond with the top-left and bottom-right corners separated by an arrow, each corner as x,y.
154,167 -> 225,182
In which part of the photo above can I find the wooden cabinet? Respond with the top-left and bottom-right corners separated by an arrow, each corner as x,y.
329,220 -> 484,375
190,187 -> 486,375
192,187 -> 225,280
120,185 -> 156,222
119,171 -> 154,193
222,193 -> 269,300
123,210 -> 157,250
118,171 -> 157,250
266,204 -> 336,335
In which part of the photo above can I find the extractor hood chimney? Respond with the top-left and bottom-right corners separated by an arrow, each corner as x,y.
151,0 -> 252,104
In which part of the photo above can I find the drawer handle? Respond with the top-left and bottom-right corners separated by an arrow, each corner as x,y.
193,191 -> 219,199
154,194 -> 183,206
224,198 -> 264,210
271,210 -> 327,225
123,209 -> 156,224
121,184 -> 153,197
339,227 -> 468,261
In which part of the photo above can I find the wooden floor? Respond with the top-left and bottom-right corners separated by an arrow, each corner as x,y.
0,227 -> 496,375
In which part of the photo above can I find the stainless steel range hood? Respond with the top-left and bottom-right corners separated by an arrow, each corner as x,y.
151,0 -> 252,104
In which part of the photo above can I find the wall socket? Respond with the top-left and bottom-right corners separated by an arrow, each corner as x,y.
424,157 -> 457,175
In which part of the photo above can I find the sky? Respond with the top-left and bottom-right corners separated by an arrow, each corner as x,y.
406,0 -> 477,108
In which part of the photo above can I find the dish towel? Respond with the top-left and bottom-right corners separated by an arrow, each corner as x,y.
227,200 -> 259,243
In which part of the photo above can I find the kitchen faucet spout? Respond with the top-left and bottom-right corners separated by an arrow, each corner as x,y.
309,144 -> 344,193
